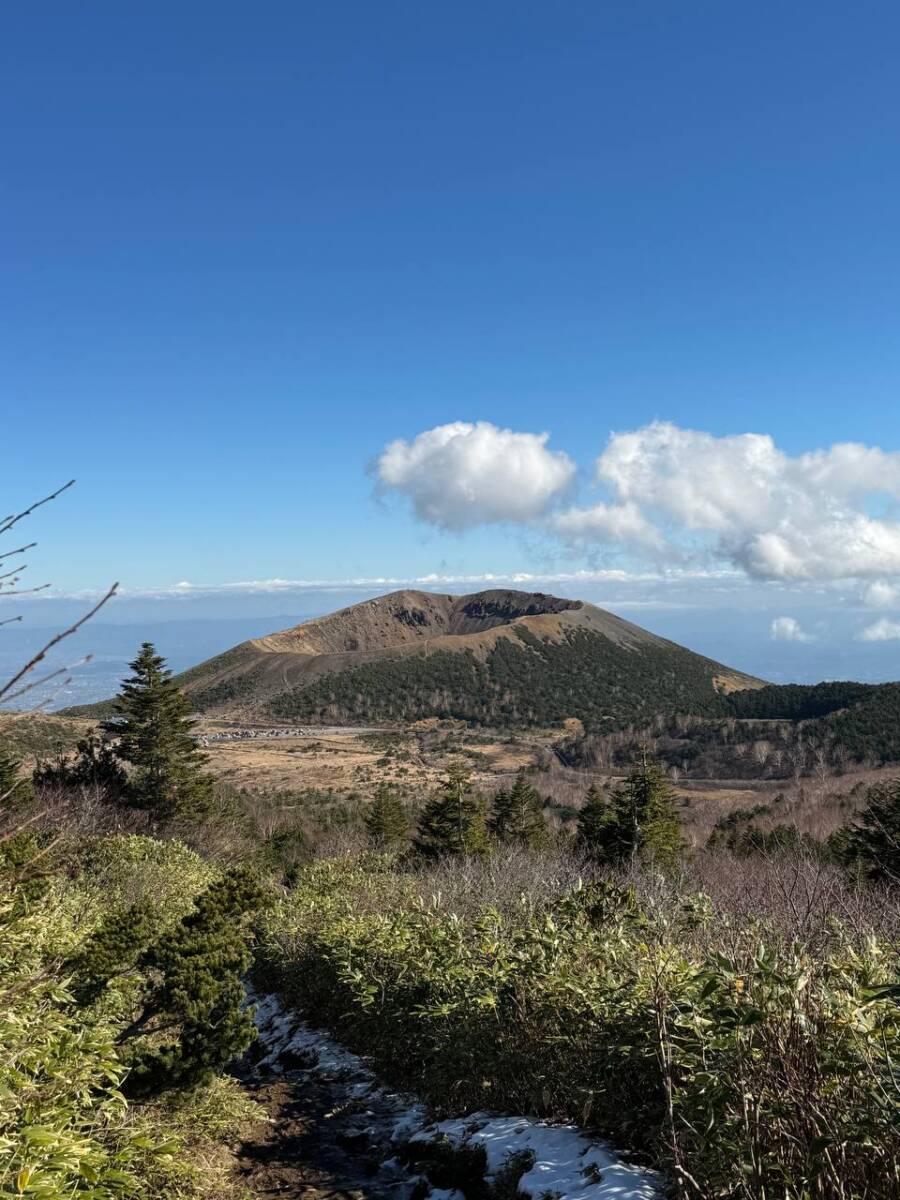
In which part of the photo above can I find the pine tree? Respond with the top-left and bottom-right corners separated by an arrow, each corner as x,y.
120,867 -> 264,1096
69,899 -> 160,1004
365,782 -> 408,847
575,783 -> 610,857
0,742 -> 32,809
103,643 -> 213,820
840,780 -> 900,883
415,761 -> 486,857
489,772 -> 547,847
590,749 -> 683,870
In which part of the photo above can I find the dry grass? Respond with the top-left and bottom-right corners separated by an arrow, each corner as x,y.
199,727 -> 540,792
312,840 -> 899,949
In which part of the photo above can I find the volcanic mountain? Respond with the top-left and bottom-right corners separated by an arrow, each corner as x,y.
170,589 -> 763,730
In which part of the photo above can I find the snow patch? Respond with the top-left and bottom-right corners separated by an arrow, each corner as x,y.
250,993 -> 662,1200
412,1116 -> 660,1200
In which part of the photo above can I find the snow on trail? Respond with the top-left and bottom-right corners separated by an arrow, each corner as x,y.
251,994 -> 662,1200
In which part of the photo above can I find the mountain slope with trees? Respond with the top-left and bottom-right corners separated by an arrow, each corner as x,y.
75,589 -> 761,731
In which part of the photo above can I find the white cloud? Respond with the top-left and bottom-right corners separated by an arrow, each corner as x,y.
550,500 -> 664,547
857,618 -> 900,642
863,580 -> 899,608
565,422 -> 900,582
770,616 -> 813,643
380,420 -> 900,583
376,422 -> 575,530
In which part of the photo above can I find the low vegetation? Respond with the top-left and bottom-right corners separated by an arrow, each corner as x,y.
0,829 -> 260,1199
256,848 -> 899,1200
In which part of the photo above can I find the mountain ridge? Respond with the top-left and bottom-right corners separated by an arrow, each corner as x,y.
158,588 -> 764,729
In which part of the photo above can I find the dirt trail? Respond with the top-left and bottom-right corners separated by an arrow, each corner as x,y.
232,997 -> 423,1200
234,994 -> 661,1200
235,1075 -> 405,1200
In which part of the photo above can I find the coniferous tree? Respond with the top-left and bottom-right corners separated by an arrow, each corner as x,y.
839,780 -> 900,883
415,761 -> 486,857
590,749 -> 683,870
575,783 -> 610,857
489,772 -> 547,847
488,787 -> 511,833
119,867 -> 264,1096
0,743 -> 32,808
69,899 -> 160,1004
365,781 -> 408,847
103,643 -> 213,820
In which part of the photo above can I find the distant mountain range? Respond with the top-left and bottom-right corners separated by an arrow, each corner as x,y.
129,589 -> 765,730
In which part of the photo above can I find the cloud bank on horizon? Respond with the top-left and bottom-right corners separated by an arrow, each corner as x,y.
377,419 -> 900,583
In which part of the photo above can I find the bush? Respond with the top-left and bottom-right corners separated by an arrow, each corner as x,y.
256,857 -> 900,1200
0,833 -> 259,1198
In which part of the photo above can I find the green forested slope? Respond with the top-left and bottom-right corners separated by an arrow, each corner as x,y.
724,680 -> 900,764
268,627 -> 738,730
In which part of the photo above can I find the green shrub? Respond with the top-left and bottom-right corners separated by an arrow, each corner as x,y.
0,741 -> 33,807
0,835 -> 259,1198
256,859 -> 900,1200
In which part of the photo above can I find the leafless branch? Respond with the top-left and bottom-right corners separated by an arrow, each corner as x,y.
0,583 -> 51,597
0,542 -> 36,563
2,657 -> 93,704
0,583 -> 117,703
0,479 -> 75,537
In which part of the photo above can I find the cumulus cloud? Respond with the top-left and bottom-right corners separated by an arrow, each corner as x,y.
863,580 -> 900,608
857,618 -> 900,642
377,419 -> 900,584
770,616 -> 813,643
551,500 -> 663,547
564,422 -> 900,581
377,422 -> 575,530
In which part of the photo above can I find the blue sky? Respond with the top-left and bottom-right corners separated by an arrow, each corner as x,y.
3,1 -> 900,685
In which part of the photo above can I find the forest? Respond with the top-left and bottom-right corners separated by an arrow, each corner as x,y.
268,629 -> 748,729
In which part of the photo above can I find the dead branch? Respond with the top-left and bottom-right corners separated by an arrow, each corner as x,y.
0,479 -> 75,537
0,583 -> 117,703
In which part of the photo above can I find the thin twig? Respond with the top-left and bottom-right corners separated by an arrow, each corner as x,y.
3,660 -> 91,704
0,583 -> 50,597
0,480 -> 75,537
0,542 -> 36,563
0,583 -> 118,702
